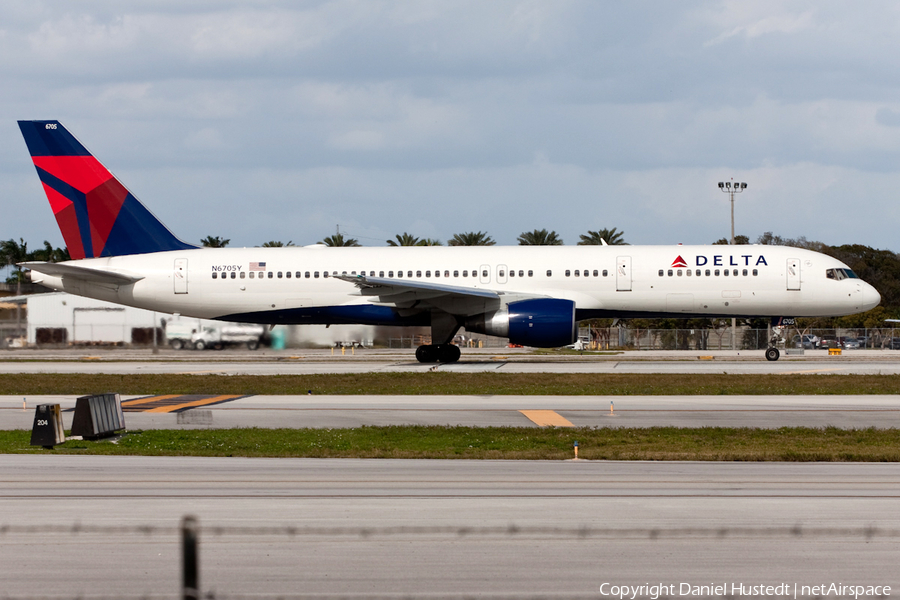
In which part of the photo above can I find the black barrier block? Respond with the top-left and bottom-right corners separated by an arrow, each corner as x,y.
71,393 -> 126,439
31,404 -> 66,448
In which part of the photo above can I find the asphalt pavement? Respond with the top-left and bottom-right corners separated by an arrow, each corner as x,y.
1,456 -> 898,598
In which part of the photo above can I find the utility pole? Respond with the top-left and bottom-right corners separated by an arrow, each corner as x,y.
718,180 -> 747,351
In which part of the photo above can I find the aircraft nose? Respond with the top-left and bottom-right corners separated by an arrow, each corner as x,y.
862,283 -> 881,311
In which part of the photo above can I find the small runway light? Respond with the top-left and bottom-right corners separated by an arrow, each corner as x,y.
573,440 -> 579,460
610,401 -> 614,415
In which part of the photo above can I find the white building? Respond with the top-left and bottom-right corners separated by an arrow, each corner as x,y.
24,292 -> 380,348
27,293 -> 161,345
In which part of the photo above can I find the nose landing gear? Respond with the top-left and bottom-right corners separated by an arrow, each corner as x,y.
766,325 -> 786,361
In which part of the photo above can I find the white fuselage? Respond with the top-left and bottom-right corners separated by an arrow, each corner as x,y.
29,244 -> 880,324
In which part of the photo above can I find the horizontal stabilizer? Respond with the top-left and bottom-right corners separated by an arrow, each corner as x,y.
20,261 -> 144,285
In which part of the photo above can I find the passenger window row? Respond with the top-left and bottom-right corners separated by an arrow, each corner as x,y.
564,269 -> 608,277
658,269 -> 758,277
211,268 -> 550,280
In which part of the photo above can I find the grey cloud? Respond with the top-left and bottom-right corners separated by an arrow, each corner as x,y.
5,1 -> 900,252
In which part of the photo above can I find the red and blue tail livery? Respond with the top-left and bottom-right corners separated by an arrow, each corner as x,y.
18,120 -> 196,259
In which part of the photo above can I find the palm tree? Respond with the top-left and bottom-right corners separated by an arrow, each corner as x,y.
320,233 -> 360,247
517,229 -> 563,245
200,235 -> 230,248
577,228 -> 626,246
261,240 -> 295,247
29,241 -> 69,262
420,238 -> 443,246
448,231 -> 495,246
387,233 -> 422,246
1,238 -> 29,284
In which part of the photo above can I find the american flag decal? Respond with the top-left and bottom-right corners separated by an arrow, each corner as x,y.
250,262 -> 266,271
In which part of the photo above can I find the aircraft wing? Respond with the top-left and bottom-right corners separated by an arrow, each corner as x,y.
334,274 -> 537,316
20,261 -> 145,285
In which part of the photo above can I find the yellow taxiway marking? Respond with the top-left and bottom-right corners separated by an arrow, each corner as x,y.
146,395 -> 243,414
519,410 -> 574,427
121,395 -> 180,407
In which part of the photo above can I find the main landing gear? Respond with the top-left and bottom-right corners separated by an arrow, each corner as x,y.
765,347 -> 780,361
415,344 -> 461,364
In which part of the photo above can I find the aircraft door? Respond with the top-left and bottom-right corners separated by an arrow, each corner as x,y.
174,258 -> 188,294
616,256 -> 632,291
787,258 -> 800,291
479,264 -> 491,284
497,264 -> 508,284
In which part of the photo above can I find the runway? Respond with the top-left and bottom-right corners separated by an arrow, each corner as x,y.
1,456 -> 898,598
3,394 -> 899,429
3,347 -> 900,374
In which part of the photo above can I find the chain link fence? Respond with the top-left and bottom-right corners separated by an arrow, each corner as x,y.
2,517 -> 899,600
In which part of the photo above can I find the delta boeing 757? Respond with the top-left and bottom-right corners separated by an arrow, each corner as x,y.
16,120 -> 880,362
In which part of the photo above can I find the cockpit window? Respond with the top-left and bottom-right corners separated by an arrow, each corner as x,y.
826,268 -> 860,281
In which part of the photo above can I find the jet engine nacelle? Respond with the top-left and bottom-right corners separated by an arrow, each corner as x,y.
465,298 -> 577,348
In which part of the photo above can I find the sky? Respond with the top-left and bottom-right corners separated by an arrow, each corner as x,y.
3,0 -> 900,254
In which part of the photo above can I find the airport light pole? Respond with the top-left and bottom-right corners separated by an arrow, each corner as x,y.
718,181 -> 748,350
718,181 -> 747,245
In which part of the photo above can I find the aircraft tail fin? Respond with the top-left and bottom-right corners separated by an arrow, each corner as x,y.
17,120 -> 197,259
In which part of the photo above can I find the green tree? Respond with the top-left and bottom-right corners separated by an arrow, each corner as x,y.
517,229 -> 563,246
261,240 -> 295,247
420,238 -> 443,246
756,232 -> 826,252
712,235 -> 749,245
578,228 -> 626,246
387,233 -> 423,246
448,231 -> 495,246
29,241 -> 69,263
1,238 -> 29,284
756,231 -> 787,246
320,233 -> 360,247
200,235 -> 230,248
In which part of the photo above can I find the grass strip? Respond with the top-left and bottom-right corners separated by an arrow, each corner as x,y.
3,426 -> 899,461
4,373 -> 900,396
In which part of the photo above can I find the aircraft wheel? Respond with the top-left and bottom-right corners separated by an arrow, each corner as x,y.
765,347 -> 780,362
415,345 -> 438,363
438,344 -> 461,363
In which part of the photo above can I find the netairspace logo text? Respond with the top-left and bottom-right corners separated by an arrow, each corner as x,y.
599,582 -> 891,599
